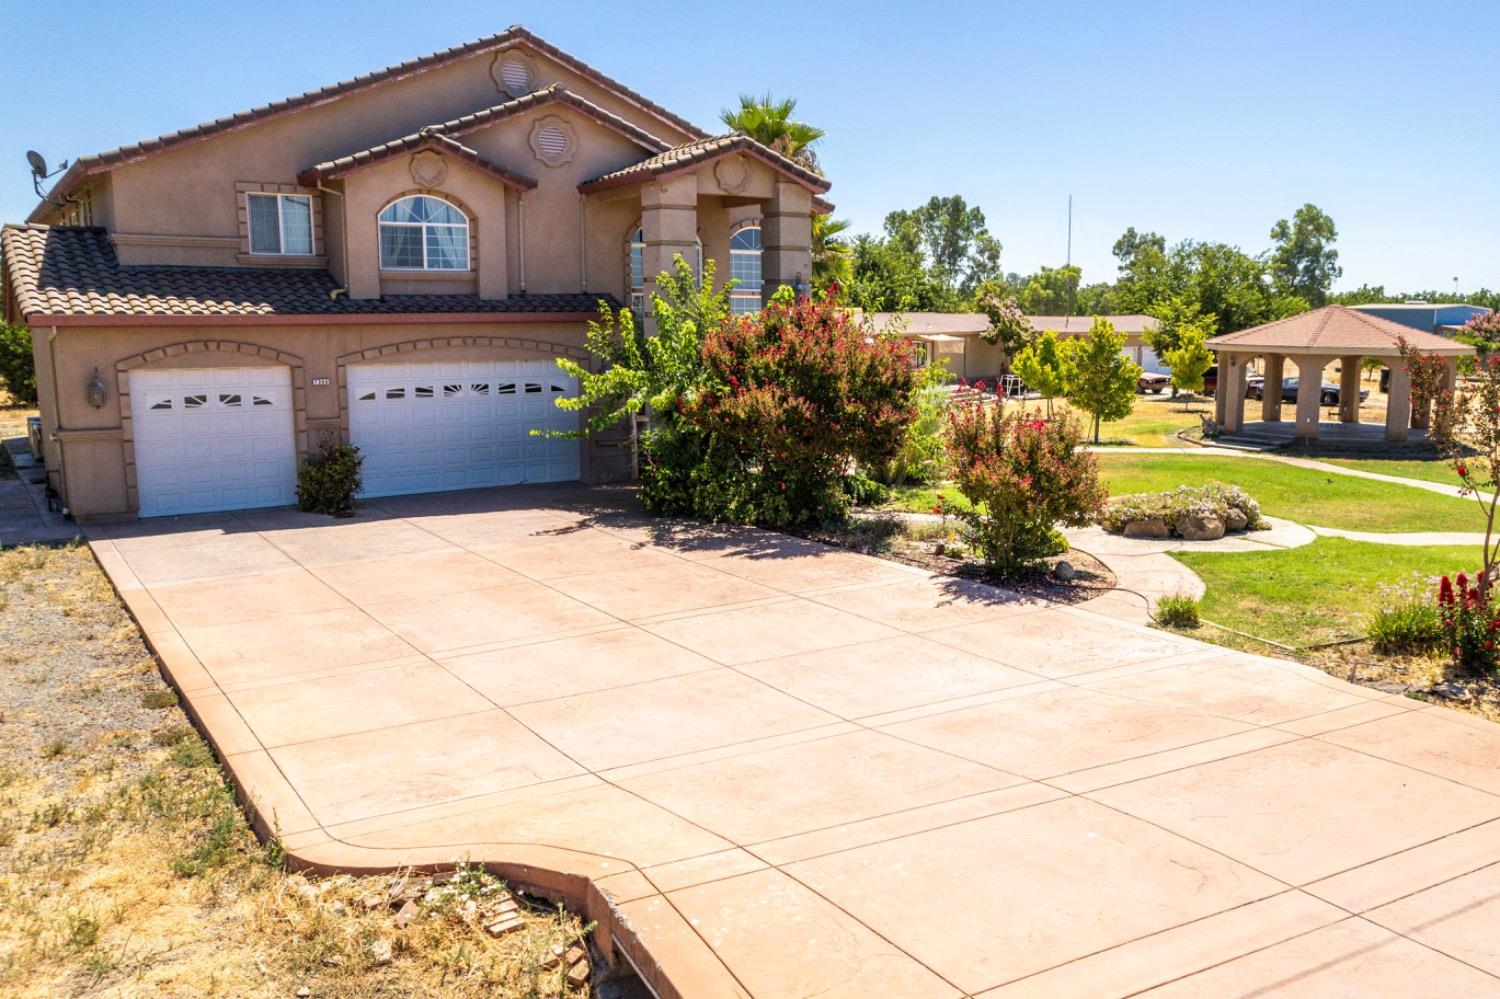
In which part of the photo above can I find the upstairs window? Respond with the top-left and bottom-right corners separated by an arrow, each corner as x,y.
247,193 -> 313,255
729,226 -> 763,315
378,195 -> 469,270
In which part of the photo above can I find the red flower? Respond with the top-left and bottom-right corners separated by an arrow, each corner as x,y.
1457,463 -> 1468,477
1439,576 -> 1455,605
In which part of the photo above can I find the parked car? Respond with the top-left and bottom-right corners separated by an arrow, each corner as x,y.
1137,370 -> 1171,393
1248,376 -> 1369,406
1203,365 -> 1218,396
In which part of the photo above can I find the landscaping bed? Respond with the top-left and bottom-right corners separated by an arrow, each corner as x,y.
1095,453 -> 1486,533
0,543 -> 599,998
799,513 -> 1116,605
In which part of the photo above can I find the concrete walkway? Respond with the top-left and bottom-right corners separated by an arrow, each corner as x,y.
88,486 -> 1500,997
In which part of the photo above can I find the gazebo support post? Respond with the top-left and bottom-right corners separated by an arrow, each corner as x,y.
1294,355 -> 1332,439
1339,355 -> 1362,424
1221,352 -> 1249,433
1262,353 -> 1284,422
1386,363 -> 1412,442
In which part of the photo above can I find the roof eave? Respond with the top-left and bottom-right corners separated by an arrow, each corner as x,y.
28,310 -> 605,328
297,137 -> 537,191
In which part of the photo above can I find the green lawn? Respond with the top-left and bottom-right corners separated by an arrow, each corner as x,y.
1323,457 -> 1463,486
1054,395 -> 1224,448
1095,453 -> 1485,533
1173,537 -> 1475,647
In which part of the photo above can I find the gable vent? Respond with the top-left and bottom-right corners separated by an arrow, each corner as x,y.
498,58 -> 532,94
537,125 -> 569,159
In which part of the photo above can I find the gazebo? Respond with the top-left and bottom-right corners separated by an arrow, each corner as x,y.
1207,305 -> 1475,443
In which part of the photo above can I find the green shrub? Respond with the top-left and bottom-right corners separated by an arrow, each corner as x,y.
877,363 -> 952,486
1101,482 -> 1262,535
1155,592 -> 1201,628
0,323 -> 38,405
1369,573 -> 1443,655
842,474 -> 890,507
1437,571 -> 1499,675
943,403 -> 1106,579
296,442 -> 363,517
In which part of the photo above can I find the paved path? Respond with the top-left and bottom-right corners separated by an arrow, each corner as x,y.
89,486 -> 1500,998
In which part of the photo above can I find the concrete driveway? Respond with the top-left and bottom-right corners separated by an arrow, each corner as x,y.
89,486 -> 1500,997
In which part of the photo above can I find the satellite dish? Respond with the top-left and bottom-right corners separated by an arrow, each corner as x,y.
26,150 -> 47,177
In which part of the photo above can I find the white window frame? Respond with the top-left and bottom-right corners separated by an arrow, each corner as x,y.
729,225 -> 763,315
378,195 -> 471,272
246,192 -> 313,256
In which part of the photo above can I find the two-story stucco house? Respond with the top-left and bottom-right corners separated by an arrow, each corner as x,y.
1,26 -> 831,521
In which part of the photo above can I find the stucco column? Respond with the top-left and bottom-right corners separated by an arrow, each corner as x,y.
1293,355 -> 1332,439
1338,355 -> 1362,424
1386,362 -> 1412,442
1221,351 -> 1250,433
640,174 -> 698,334
1261,353 -> 1285,422
761,180 -> 813,303
1214,351 -> 1228,426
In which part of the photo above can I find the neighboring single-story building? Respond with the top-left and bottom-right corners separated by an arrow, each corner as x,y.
862,312 -> 1002,381
1349,301 -> 1492,336
2,26 -> 829,521
1025,314 -> 1163,371
864,310 -> 1165,384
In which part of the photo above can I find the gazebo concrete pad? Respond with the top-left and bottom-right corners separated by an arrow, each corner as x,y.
87,485 -> 1500,998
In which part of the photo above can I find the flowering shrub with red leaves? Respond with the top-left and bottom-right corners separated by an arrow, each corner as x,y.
1437,571 -> 1500,676
1421,342 -> 1500,597
942,399 -> 1107,579
663,289 -> 918,526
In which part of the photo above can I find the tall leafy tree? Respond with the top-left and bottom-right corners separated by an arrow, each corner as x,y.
1269,203 -> 1341,306
846,228 -> 963,313
974,285 -> 1033,353
1016,265 -> 1082,314
1064,317 -> 1141,443
882,195 -> 1003,296
1145,294 -> 1218,360
719,93 -> 826,170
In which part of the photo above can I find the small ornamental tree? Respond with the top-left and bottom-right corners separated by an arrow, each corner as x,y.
943,401 -> 1107,579
0,323 -> 37,405
1065,317 -> 1142,443
1164,327 -> 1213,410
976,290 -> 1032,355
678,287 -> 917,526
1424,342 -> 1500,595
1012,329 -> 1070,417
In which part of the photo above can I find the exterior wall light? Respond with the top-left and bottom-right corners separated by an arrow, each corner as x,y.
86,368 -> 108,409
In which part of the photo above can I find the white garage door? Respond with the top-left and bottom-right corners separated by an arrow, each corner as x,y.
347,360 -> 581,498
129,366 -> 297,517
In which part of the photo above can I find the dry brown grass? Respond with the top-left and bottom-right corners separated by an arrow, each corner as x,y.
0,544 -> 593,997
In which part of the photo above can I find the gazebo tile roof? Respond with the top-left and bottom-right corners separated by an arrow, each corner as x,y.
1207,305 -> 1471,355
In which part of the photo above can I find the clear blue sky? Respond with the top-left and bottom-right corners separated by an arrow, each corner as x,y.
4,0 -> 1496,293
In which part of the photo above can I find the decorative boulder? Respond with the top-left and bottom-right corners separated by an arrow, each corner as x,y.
1053,560 -> 1076,581
1123,516 -> 1170,539
1176,510 -> 1226,541
1225,507 -> 1249,532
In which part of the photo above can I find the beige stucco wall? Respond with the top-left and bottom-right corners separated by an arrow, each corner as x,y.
43,319 -> 624,520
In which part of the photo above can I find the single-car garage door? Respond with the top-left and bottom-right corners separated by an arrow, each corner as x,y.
347,360 -> 581,498
129,367 -> 297,517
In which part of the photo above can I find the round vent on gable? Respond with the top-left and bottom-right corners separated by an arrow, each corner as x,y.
529,116 -> 577,167
498,57 -> 534,93
538,126 -> 568,159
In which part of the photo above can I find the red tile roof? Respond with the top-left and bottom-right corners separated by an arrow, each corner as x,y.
578,134 -> 833,194
299,130 -> 537,190
1207,305 -> 1473,356
1,224 -> 617,323
29,26 -> 705,221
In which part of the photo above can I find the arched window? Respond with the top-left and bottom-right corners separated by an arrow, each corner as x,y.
628,226 -> 702,316
378,195 -> 469,271
729,226 -> 763,315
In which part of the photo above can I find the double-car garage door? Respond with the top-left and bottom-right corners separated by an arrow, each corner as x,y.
128,360 -> 580,517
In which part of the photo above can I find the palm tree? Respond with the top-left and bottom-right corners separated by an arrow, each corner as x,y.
812,213 -> 853,291
719,94 -> 825,172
